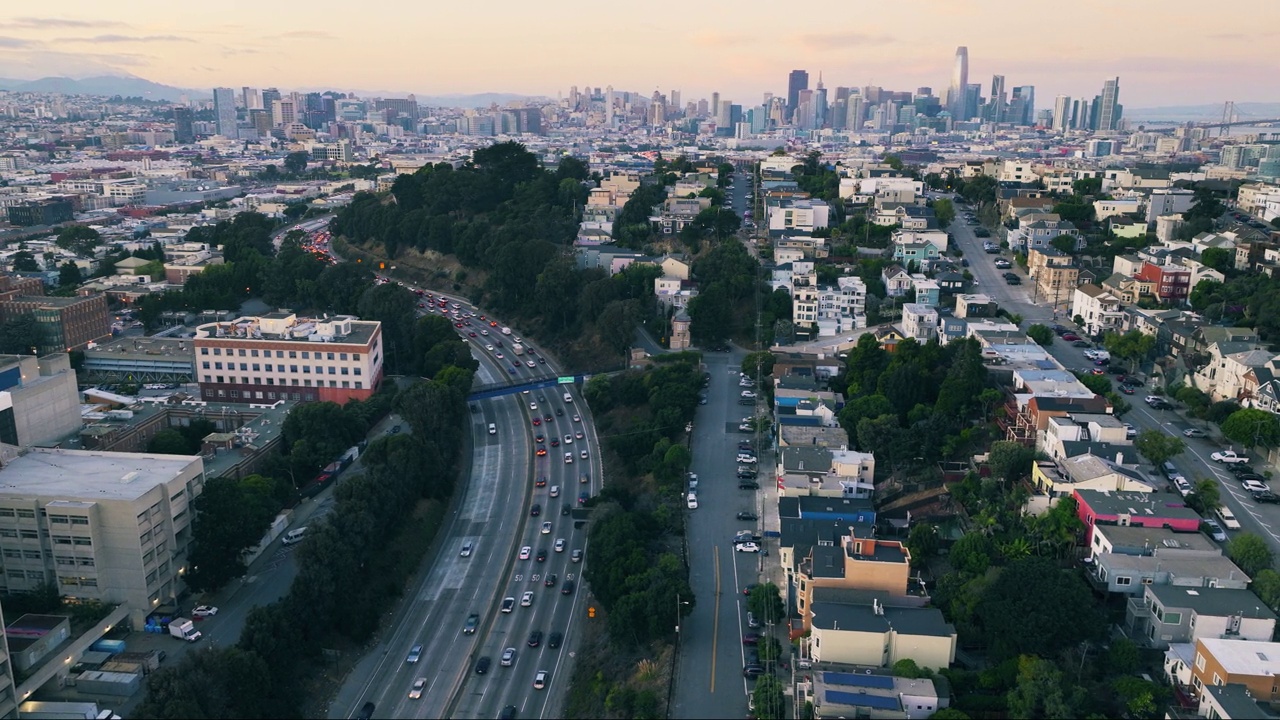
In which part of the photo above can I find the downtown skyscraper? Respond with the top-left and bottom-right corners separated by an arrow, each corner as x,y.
947,46 -> 969,120
1097,77 -> 1122,131
213,87 -> 237,138
787,69 -> 809,117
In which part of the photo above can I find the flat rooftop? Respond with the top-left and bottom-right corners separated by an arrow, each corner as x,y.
0,448 -> 200,501
84,336 -> 195,363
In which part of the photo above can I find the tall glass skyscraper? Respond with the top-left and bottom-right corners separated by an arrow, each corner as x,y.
947,47 -> 969,120
213,87 -> 237,138
1098,77 -> 1122,131
787,70 -> 809,116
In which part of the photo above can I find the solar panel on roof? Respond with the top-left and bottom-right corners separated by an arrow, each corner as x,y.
823,671 -> 895,688
825,690 -> 901,710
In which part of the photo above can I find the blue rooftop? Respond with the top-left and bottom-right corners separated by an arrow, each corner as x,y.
823,672 -> 895,689
826,690 -> 900,710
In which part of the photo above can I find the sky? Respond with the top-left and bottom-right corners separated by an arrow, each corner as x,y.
0,0 -> 1277,109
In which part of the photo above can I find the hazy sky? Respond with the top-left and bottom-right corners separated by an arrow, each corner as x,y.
0,1 -> 1277,108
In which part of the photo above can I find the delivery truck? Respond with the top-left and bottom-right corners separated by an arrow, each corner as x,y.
168,617 -> 201,642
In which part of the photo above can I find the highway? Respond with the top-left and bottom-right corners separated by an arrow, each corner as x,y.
946,201 -> 1280,558
329,285 -> 603,720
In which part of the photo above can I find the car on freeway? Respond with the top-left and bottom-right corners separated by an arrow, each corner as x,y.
575,431 -> 584,439
532,417 -> 541,426
533,670 -> 549,690
580,449 -> 589,459
571,549 -> 583,563
531,504 -> 541,517
554,538 -> 566,552
463,613 -> 480,634
562,580 -> 575,595
409,678 -> 426,699
535,447 -> 547,456
475,656 -> 491,674
550,485 -> 560,498
536,548 -> 548,562
526,360 -> 536,368
737,511 -> 759,521
502,596 -> 516,612
488,423 -> 497,435
572,414 -> 581,423
1184,428 -> 1207,438
563,434 -> 573,445
358,702 -> 376,720
544,573 -> 558,587
561,504 -> 571,516
544,414 -> 553,423
1242,479 -> 1269,494
501,648 -> 517,666
735,542 -> 761,553
521,591 -> 534,607
192,605 -> 218,617
528,630 -> 543,647
541,521 -> 552,534
565,452 -> 574,464
550,438 -> 559,447
519,546 -> 531,560
406,644 -> 423,663
548,632 -> 563,649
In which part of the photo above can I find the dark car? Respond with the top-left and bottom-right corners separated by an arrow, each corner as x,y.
1121,376 -> 1144,387
736,511 -> 759,521
1094,357 -> 1110,366
463,613 -> 479,634
561,503 -> 572,516
530,504 -> 541,517
544,414 -> 553,423
1072,340 -> 1091,348
561,580 -> 575,595
536,548 -> 547,562
1120,386 -> 1135,395
739,481 -> 760,490
578,491 -> 590,505
556,408 -> 564,416
1254,491 -> 1280,504
1229,465 -> 1260,476
528,630 -> 543,647
475,656 -> 491,674
358,702 -> 376,720
742,582 -> 759,596
500,705 -> 517,720
737,471 -> 756,480
548,631 -> 563,649
742,632 -> 760,645
545,573 -> 558,587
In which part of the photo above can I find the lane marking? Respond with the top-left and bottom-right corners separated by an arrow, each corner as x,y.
711,547 -> 719,693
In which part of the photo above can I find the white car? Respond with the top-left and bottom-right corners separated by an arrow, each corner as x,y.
519,546 -> 531,560
735,542 -> 761,553
1242,479 -> 1269,494
580,449 -> 588,459
501,647 -> 517,666
495,352 -> 504,359
409,678 -> 426,699
530,402 -> 538,411
1173,477 -> 1193,497
533,669 -> 548,690
521,591 -> 534,607
501,597 -> 515,613
737,455 -> 758,464
486,345 -> 494,351
488,423 -> 497,435
741,390 -> 756,398
541,521 -> 552,534
554,538 -> 566,552
1183,428 -> 1207,438
564,452 -> 573,464
549,485 -> 560,498
526,360 -> 536,368
563,434 -> 573,445
572,414 -> 581,423
1212,450 -> 1249,464
192,605 -> 218,617
687,493 -> 698,509
1123,423 -> 1137,439
460,540 -> 474,557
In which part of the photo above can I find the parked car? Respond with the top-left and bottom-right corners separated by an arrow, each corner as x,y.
735,542 -> 761,553
1202,518 -> 1228,542
1253,490 -> 1280,504
1184,428 -> 1207,438
736,511 -> 759,521
1212,450 -> 1250,464
1062,334 -> 1081,342
1241,478 -> 1269,494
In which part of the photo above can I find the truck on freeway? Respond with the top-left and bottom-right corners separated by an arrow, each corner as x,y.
513,343 -> 524,355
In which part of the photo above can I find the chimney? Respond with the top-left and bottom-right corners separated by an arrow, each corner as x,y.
1115,451 -> 1124,465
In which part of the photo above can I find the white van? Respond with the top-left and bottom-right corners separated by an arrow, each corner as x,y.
282,527 -> 309,545
1217,506 -> 1242,530
563,392 -> 573,403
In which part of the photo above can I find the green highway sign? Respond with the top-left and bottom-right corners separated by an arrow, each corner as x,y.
558,376 -> 575,384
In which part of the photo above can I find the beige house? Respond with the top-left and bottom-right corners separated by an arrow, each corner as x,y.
1193,344 -> 1274,403
796,531 -> 911,622
808,594 -> 957,670
1071,284 -> 1125,337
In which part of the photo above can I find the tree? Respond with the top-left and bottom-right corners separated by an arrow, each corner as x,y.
58,261 -> 82,286
0,316 -> 45,355
283,151 -> 310,175
11,250 -> 39,271
1252,569 -> 1280,611
950,533 -> 992,575
1227,533 -> 1275,577
987,441 -> 1036,486
906,523 -> 940,567
185,477 -> 282,592
740,351 -> 775,379
1200,247 -> 1233,273
1007,655 -> 1076,720
1187,478 -> 1221,514
1103,330 -> 1157,371
751,676 -> 785,720
55,225 -> 102,255
1025,324 -> 1054,346
975,557 -> 1107,660
1049,234 -> 1078,254
1112,676 -> 1161,719
147,429 -> 191,455
1134,430 -> 1186,467
933,198 -> 956,227
1072,177 -> 1103,197
747,583 -> 785,626
1221,408 -> 1280,448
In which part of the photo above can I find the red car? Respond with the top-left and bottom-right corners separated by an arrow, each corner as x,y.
532,418 -> 541,426
1062,333 -> 1081,342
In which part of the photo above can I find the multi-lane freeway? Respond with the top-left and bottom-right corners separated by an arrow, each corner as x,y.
328,286 -> 603,720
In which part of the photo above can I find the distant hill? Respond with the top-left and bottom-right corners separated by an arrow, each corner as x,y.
1126,102 -> 1280,123
0,75 -> 203,101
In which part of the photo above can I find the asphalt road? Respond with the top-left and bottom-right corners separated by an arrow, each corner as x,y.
330,290 -> 604,720
672,347 -> 777,718
945,201 -> 1280,559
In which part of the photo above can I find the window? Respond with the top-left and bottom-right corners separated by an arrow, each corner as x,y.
276,350 -> 284,358
355,382 -> 363,389
251,349 -> 259,357
1196,653 -> 1206,671
239,363 -> 247,371
328,366 -> 336,375
238,349 -> 246,357
230,390 -> 239,398
217,389 -> 226,397
290,365 -> 298,373
329,381 -> 337,387
252,363 -> 260,371
265,364 -> 272,372
19,530 -> 37,540
303,379 -> 312,387
78,558 -> 94,567
327,352 -> 335,360
70,516 -> 88,525
72,537 -> 91,546
341,367 -> 349,375
1162,612 -> 1181,625
215,361 -> 223,370
201,347 -> 209,355
355,368 -> 362,376
16,509 -> 33,519
22,550 -> 40,560
340,353 -> 347,361
0,508 -> 12,517
216,376 -> 225,384
6,570 -> 23,580
289,351 -> 297,358
302,351 -> 310,359
203,361 -> 211,369
213,347 -> 221,355
342,381 -> 349,388
1213,672 -> 1223,686
171,489 -> 185,503
2,549 -> 19,559
354,354 -> 361,361
303,366 -> 310,374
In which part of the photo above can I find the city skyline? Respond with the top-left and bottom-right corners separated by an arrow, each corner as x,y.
0,2 -> 1277,107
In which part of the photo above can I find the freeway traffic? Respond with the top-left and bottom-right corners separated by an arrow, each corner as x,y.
327,279 -> 603,720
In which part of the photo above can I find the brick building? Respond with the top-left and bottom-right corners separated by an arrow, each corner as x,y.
193,312 -> 383,404
0,294 -> 111,355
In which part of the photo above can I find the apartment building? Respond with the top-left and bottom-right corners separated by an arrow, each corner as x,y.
0,294 -> 110,355
0,448 -> 204,630
1071,284 -> 1125,337
0,354 -> 80,448
193,312 -> 383,404
1134,261 -> 1192,304
777,446 -> 875,500
1125,585 -> 1276,650
1191,638 -> 1280,704
796,531 -> 912,620
767,199 -> 831,236
808,594 -> 957,670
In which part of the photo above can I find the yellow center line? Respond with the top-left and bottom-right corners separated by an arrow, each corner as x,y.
710,546 -> 719,692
